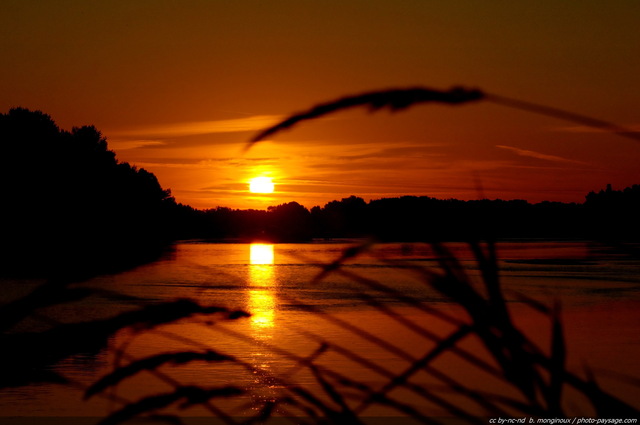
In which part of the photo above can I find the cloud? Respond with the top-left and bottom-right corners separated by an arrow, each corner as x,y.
496,145 -> 589,166
131,156 -> 280,169
553,124 -> 640,135
294,142 -> 445,165
108,140 -> 168,150
109,115 -> 284,139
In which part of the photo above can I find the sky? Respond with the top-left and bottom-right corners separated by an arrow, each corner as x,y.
2,0 -> 639,210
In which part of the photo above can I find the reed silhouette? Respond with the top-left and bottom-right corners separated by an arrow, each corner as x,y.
248,86 -> 640,146
79,87 -> 638,423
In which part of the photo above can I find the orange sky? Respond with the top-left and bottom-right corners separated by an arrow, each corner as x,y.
2,1 -> 639,210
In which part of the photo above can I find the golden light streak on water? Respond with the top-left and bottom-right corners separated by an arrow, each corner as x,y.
248,244 -> 276,331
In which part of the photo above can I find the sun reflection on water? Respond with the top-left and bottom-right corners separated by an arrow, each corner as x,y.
250,244 -> 275,265
248,244 -> 276,331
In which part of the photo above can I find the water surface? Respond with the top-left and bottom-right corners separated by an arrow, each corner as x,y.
1,241 -> 639,418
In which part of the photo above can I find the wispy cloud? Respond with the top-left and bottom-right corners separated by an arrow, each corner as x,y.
110,115 -> 284,139
496,145 -> 589,166
553,124 -> 640,135
132,156 -> 280,169
108,140 -> 168,150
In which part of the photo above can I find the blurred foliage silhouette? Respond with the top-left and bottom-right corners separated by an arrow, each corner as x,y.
79,87 -> 638,423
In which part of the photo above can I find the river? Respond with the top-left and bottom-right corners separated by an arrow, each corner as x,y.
1,240 -> 639,421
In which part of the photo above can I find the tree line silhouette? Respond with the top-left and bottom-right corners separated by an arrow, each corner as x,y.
2,108 -> 638,277
180,186 -> 640,243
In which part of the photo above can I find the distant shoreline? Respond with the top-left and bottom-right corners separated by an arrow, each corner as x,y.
174,237 -> 634,244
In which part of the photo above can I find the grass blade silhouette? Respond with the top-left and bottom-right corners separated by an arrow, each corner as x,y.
485,93 -> 640,143
248,86 -> 640,149
248,86 -> 484,146
546,302 -> 566,414
85,350 -> 234,399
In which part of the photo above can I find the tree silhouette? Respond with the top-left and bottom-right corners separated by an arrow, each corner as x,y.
0,108 -> 178,278
267,201 -> 313,242
584,184 -> 640,240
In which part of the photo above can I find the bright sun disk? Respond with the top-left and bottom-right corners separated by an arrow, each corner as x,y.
249,177 -> 275,193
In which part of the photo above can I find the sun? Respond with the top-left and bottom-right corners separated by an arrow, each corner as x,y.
249,177 -> 275,193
